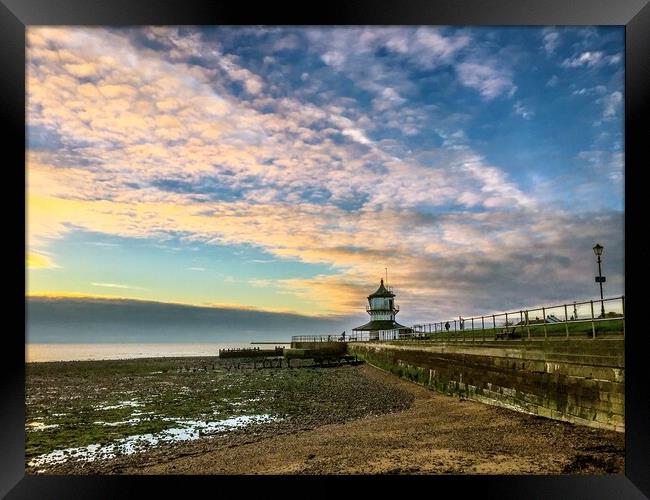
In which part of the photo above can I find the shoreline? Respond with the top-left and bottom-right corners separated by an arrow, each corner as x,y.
25,343 -> 292,363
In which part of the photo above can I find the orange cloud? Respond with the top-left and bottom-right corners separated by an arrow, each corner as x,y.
26,252 -> 59,269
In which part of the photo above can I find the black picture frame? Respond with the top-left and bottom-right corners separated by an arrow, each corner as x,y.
3,1 -> 649,497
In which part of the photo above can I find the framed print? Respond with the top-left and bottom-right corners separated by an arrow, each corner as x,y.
3,0 -> 650,498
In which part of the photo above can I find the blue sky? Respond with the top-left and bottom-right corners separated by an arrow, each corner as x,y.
27,26 -> 624,328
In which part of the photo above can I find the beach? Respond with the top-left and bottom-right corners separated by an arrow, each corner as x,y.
25,357 -> 624,475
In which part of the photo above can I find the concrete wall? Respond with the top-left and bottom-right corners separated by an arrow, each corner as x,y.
347,339 -> 624,432
290,341 -> 347,354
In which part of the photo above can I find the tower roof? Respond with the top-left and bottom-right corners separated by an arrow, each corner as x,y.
352,319 -> 407,331
368,278 -> 395,299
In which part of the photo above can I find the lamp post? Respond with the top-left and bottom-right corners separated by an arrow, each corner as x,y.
593,244 -> 606,318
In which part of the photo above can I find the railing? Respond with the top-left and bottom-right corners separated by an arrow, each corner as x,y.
405,295 -> 624,342
291,296 -> 624,344
292,330 -> 404,343
291,334 -> 353,343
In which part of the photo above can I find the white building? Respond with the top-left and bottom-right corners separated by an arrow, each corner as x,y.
352,278 -> 407,340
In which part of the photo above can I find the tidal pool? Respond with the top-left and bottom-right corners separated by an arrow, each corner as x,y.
28,414 -> 279,469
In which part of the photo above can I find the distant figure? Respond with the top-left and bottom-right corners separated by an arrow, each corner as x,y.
445,321 -> 450,332
459,318 -> 464,330
327,335 -> 331,342
339,331 -> 346,341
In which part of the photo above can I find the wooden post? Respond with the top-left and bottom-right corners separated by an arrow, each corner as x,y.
590,300 -> 596,339
471,317 -> 475,342
492,314 -> 496,339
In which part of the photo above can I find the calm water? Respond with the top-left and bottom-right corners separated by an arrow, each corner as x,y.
26,343 -> 291,363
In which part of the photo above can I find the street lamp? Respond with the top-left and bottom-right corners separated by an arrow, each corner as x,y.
593,244 -> 606,318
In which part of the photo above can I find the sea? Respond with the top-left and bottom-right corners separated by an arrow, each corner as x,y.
26,342 -> 291,363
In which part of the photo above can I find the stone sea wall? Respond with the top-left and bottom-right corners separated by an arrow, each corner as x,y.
347,339 -> 624,432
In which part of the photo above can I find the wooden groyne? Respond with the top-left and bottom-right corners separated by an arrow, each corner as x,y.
218,346 -> 285,359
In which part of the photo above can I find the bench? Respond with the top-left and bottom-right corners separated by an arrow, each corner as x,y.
495,326 -> 521,340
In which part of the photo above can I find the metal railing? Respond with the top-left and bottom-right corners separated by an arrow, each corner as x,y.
291,331 -> 403,343
291,334 -> 352,343
405,295 -> 624,342
291,296 -> 624,344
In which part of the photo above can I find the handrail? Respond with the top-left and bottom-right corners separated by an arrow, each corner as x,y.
293,295 -> 624,344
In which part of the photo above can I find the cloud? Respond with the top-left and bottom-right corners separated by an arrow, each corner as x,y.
247,279 -> 274,288
541,29 -> 561,55
26,27 -> 624,320
83,241 -> 120,247
577,150 -> 624,183
372,87 -> 406,113
306,27 -> 471,109
321,50 -> 346,69
27,296 -> 353,342
601,91 -> 622,118
546,75 -> 559,87
455,61 -> 517,100
561,51 -> 603,67
218,54 -> 264,95
63,63 -> 98,78
273,34 -> 300,52
513,101 -> 535,120
410,28 -> 471,65
26,252 -> 59,269
91,282 -> 147,290
187,267 -> 206,271
571,85 -> 607,96
278,274 -> 372,315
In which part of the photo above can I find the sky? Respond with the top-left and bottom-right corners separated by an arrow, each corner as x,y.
26,26 -> 624,334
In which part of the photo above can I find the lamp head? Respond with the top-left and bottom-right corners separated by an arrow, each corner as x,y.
593,243 -> 604,257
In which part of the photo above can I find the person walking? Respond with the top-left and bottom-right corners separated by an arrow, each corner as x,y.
445,321 -> 450,332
